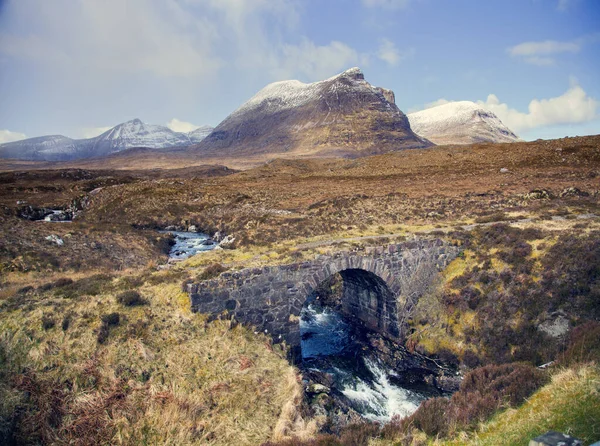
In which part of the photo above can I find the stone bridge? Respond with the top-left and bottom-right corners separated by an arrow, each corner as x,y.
187,239 -> 460,350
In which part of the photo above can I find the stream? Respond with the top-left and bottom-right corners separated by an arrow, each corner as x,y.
300,301 -> 426,422
160,230 -> 219,260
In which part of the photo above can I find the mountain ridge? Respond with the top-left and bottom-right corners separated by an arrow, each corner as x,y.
0,119 -> 214,161
194,67 -> 433,158
407,101 -> 520,145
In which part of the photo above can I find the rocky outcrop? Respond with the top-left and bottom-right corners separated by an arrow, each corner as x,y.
194,67 -> 432,159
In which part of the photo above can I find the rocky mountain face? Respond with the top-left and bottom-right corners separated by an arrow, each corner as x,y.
0,119 -> 213,161
195,67 -> 432,158
407,101 -> 520,145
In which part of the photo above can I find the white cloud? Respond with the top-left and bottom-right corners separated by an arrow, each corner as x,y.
424,98 -> 451,110
478,84 -> 597,132
376,39 -> 414,66
80,127 -> 112,139
0,129 -> 27,144
275,39 -> 364,82
557,0 -> 577,11
0,0 -> 222,79
508,39 -> 581,65
362,0 -> 411,10
508,40 -> 580,57
167,119 -> 200,133
0,0 -> 369,95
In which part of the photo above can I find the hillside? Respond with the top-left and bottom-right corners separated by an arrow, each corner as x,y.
408,101 -> 520,145
194,67 -> 432,159
0,134 -> 599,445
0,119 -> 214,161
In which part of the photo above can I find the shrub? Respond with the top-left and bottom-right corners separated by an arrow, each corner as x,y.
396,362 -> 548,440
474,212 -> 508,224
53,278 -> 74,288
97,324 -> 109,344
57,274 -> 113,299
559,321 -> 600,365
408,397 -> 450,436
97,313 -> 119,344
338,423 -> 380,446
101,312 -> 120,326
198,263 -> 227,281
462,349 -> 481,369
116,291 -> 147,307
41,314 -> 55,330
61,313 -> 73,331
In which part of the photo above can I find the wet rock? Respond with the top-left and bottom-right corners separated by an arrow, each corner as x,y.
45,235 -> 64,246
435,374 -> 462,393
44,210 -> 72,221
219,234 -> 236,249
17,205 -> 53,221
307,383 -> 330,395
187,225 -> 198,232
529,431 -> 582,446
538,310 -> 570,339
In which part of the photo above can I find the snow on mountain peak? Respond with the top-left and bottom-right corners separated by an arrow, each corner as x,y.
0,119 -> 213,161
232,67 -> 374,119
407,101 -> 520,145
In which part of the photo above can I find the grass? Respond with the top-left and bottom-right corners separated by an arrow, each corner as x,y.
0,269 -> 306,445
1,135 -> 599,444
437,364 -> 600,446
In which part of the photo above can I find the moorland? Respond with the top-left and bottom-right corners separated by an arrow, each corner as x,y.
1,135 -> 599,445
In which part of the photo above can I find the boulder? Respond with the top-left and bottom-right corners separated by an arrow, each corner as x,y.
529,431 -> 582,446
219,235 -> 236,249
45,235 -> 64,246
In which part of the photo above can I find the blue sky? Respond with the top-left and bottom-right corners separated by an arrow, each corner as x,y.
0,0 -> 599,143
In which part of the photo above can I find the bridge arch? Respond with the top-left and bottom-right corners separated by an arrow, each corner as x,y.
188,240 -> 460,352
292,256 -> 402,344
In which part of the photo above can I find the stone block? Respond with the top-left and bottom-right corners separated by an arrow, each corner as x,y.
529,431 -> 582,446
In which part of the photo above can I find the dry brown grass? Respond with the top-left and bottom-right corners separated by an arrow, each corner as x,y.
0,271 -> 303,445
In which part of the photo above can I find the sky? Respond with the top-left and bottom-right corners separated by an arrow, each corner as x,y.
0,0 -> 599,143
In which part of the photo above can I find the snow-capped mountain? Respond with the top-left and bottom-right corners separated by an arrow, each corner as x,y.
0,135 -> 80,161
196,67 -> 432,158
407,101 -> 520,145
188,125 -> 214,143
0,119 -> 214,161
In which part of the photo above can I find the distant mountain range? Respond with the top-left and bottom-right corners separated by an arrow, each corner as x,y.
407,101 -> 520,145
1,68 -> 523,162
194,67 -> 433,158
0,119 -> 213,161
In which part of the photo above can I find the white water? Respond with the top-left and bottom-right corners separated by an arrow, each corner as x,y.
43,209 -> 72,222
300,303 -> 425,422
341,358 -> 422,422
161,230 -> 218,260
301,304 -> 350,358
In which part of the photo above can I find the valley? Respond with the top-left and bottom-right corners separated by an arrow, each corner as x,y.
1,133 -> 599,445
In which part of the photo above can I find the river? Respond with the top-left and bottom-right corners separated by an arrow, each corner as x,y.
300,301 -> 425,422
